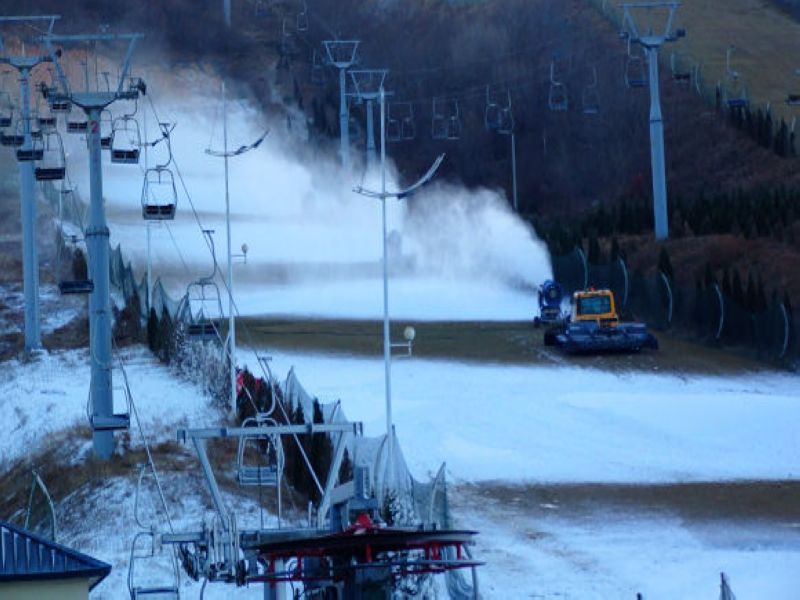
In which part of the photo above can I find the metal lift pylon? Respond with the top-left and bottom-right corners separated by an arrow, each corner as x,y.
0,15 -> 61,353
349,69 -> 389,174
44,30 -> 145,460
323,40 -> 359,173
622,2 -> 685,241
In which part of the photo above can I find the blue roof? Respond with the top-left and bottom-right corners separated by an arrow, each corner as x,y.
0,520 -> 111,589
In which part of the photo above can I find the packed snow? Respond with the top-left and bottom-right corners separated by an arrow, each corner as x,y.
251,350 -> 800,484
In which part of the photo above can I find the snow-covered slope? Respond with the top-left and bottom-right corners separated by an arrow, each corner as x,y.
256,350 -> 800,483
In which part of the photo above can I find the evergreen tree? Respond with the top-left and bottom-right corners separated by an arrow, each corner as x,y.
147,308 -> 160,353
658,246 -> 674,281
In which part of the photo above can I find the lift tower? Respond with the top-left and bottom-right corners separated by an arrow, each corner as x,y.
323,40 -> 359,172
622,2 -> 684,240
350,69 -> 388,174
0,16 -> 60,353
45,31 -> 144,459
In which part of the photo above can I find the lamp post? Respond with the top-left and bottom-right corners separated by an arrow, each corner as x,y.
353,87 -> 444,489
205,81 -> 267,417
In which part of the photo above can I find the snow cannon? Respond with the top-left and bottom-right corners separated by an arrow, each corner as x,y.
534,279 -> 565,327
548,288 -> 659,354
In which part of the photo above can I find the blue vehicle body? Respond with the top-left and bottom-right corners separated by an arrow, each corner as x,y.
534,279 -> 565,327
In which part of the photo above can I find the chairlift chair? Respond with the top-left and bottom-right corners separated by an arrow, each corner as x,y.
724,46 -> 749,109
296,1 -> 309,32
582,66 -> 600,115
0,119 -> 24,147
236,417 -> 280,487
100,109 -> 113,149
496,91 -> 514,134
625,40 -> 648,89
548,60 -> 569,111
66,117 -> 88,134
35,132 -> 66,181
485,86 -> 501,131
671,52 -> 691,84
15,127 -> 44,162
48,94 -> 71,113
110,116 -> 141,164
310,49 -> 326,86
91,385 -> 131,432
432,97 -> 460,140
0,91 -> 13,128
127,531 -> 180,600
141,167 -> 178,221
387,102 -> 415,142
183,279 -> 223,342
281,18 -> 299,57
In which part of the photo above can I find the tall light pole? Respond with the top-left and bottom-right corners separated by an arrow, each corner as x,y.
622,2 -> 685,241
354,87 -> 444,489
206,82 -> 267,418
0,15 -> 60,353
323,40 -> 359,172
45,31 -> 144,459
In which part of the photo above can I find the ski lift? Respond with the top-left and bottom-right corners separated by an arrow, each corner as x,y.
66,117 -> 88,134
0,91 -> 13,128
387,102 -> 415,142
281,18 -> 299,56
496,91 -> 514,134
110,116 -> 141,164
36,103 -> 57,131
0,118 -> 24,147
56,190 -> 93,295
548,60 -> 569,111
723,45 -> 749,109
100,109 -> 113,149
181,262 -> 224,342
786,69 -> 800,106
91,384 -> 131,432
127,531 -> 180,600
236,416 -> 280,487
582,66 -> 600,114
296,1 -> 309,32
141,168 -> 177,220
35,131 -> 66,181
431,97 -> 461,140
671,52 -> 691,84
15,127 -> 44,162
310,49 -> 326,86
625,39 -> 648,89
485,86 -> 501,131
254,0 -> 270,17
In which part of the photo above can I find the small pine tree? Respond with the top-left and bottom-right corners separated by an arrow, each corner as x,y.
147,308 -> 160,353
658,246 -> 674,281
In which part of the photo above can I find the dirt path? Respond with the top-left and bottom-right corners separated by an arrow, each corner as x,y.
240,316 -> 772,375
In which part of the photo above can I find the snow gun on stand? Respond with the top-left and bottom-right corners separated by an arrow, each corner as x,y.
534,279 -> 566,328
545,288 -> 659,354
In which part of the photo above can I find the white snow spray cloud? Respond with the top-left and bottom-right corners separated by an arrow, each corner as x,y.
62,68 -> 552,319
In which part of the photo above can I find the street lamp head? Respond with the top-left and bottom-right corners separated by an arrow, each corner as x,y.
403,325 -> 416,342
241,242 -> 249,256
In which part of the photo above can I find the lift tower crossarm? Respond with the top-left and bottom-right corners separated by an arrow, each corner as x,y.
0,15 -> 60,353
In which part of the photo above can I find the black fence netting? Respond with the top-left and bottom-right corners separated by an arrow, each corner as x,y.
551,247 -> 797,367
